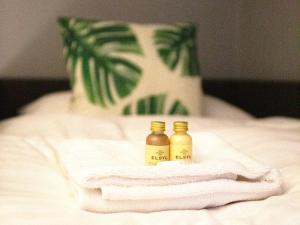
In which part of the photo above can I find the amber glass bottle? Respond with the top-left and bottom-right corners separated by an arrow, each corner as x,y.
145,121 -> 170,165
170,121 -> 192,162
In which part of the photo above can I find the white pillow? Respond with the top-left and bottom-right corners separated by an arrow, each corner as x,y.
20,91 -> 253,120
202,95 -> 253,120
19,91 -> 71,114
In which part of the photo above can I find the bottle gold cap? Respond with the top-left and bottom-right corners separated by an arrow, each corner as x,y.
173,121 -> 188,132
151,121 -> 165,132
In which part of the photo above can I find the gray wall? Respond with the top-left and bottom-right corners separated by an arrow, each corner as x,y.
0,0 -> 298,80
240,0 -> 300,81
0,0 -> 241,79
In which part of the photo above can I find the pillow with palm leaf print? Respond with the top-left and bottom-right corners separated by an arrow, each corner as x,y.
57,17 -> 203,116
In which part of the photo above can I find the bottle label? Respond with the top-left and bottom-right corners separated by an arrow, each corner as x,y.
170,144 -> 192,161
145,145 -> 170,166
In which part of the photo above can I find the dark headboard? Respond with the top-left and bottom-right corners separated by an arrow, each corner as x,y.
0,79 -> 299,119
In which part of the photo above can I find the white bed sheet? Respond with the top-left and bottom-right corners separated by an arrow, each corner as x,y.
0,114 -> 300,225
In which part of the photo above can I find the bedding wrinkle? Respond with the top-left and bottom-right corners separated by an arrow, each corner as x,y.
24,137 -> 78,200
0,136 -> 73,210
102,117 -> 130,140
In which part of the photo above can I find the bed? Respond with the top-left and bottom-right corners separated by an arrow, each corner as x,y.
0,78 -> 300,225
1,15 -> 300,224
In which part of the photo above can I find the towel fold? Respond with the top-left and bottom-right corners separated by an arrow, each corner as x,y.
57,132 -> 283,213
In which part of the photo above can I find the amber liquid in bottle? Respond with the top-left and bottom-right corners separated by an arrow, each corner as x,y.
145,121 -> 170,165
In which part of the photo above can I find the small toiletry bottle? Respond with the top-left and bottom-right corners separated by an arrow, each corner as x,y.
145,121 -> 170,166
170,121 -> 192,162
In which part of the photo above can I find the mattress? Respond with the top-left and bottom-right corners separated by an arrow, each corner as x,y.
0,113 -> 300,225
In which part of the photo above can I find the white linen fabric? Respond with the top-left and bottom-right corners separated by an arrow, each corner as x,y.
19,91 -> 253,120
0,114 -> 300,224
56,135 -> 282,212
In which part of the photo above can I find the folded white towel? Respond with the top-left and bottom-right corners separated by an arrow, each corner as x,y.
57,132 -> 283,212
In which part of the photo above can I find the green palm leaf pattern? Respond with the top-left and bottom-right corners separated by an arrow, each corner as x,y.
58,17 -> 143,107
123,94 -> 189,115
153,23 -> 200,76
168,100 -> 189,115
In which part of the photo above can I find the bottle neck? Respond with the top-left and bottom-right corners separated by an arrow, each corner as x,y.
151,130 -> 165,135
174,130 -> 187,134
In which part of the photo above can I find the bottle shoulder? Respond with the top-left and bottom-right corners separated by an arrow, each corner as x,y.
170,132 -> 192,144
